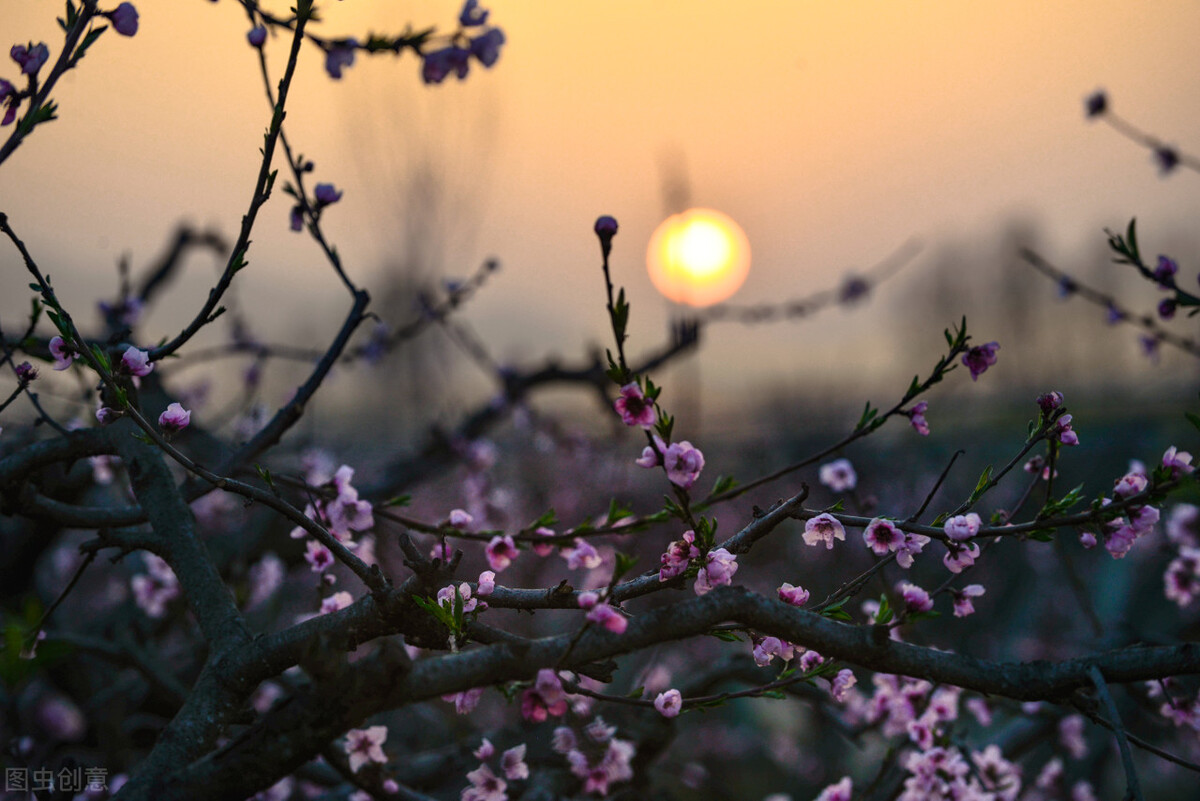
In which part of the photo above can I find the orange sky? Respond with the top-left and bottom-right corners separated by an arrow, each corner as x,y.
3,1 -> 1199,400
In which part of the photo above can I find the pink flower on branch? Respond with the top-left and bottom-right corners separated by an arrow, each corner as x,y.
121,346 -> 153,377
663,440 -> 704,489
613,382 -> 656,428
819,458 -> 857,492
803,512 -> 846,549
49,336 -> 75,370
962,341 -> 999,380
906,401 -> 930,436
485,535 -> 519,571
343,725 -> 387,772
654,689 -> 682,718
158,402 -> 190,434
694,548 -> 737,595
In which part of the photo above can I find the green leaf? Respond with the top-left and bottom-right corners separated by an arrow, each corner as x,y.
530,508 -> 557,528
821,600 -> 853,622
72,24 -> 108,64
382,494 -> 412,507
1186,411 -> 1200,433
254,464 -> 276,493
613,552 -> 638,581
89,344 -> 110,373
711,474 -> 738,496
707,629 -> 743,642
1025,528 -> 1055,542
968,465 -> 994,503
605,498 -> 632,526
875,594 -> 893,625
627,686 -> 645,699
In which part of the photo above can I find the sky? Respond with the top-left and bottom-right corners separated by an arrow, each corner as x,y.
2,1 -> 1199,419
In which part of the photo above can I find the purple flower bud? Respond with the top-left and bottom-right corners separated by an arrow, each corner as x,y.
11,43 -> 50,76
324,40 -> 358,80
1084,90 -> 1106,119
421,46 -> 471,84
96,406 -> 120,425
247,25 -> 267,48
459,0 -> 490,27
469,28 -> 505,68
1036,391 -> 1063,414
14,361 -> 37,383
1057,276 -> 1076,298
289,205 -> 303,232
313,183 -> 342,206
1105,303 -> 1123,325
110,3 -> 139,37
839,275 -> 869,304
1153,255 -> 1178,287
594,216 -> 619,238
1158,298 -> 1177,320
1154,146 -> 1179,176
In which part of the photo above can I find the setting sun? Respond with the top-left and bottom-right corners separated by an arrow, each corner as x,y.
646,208 -> 751,307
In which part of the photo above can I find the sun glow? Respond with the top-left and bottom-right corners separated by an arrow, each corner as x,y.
646,208 -> 751,307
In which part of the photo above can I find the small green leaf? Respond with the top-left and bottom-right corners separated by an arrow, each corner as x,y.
821,600 -> 853,622
968,465 -> 994,503
613,552 -> 637,581
875,594 -> 893,625
627,686 -> 645,699
382,494 -> 412,507
711,474 -> 738,496
1186,411 -> 1200,433
707,629 -> 743,642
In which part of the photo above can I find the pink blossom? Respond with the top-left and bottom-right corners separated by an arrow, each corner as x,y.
863,518 -> 902,555
477,570 -> 496,596
962,341 -> 1000,380
532,526 -> 557,556
1113,471 -> 1147,498
520,669 -> 567,722
1059,714 -> 1087,759
654,689 -> 682,718
943,540 -> 980,573
906,401 -> 930,435
585,717 -> 616,743
1167,504 -> 1199,546
448,508 -> 473,528
635,436 -> 663,468
895,532 -> 930,568
485,535 -> 519,571
663,440 -> 705,488
1163,446 -> 1195,478
462,763 -> 506,801
158,402 -> 191,434
952,585 -> 985,617
658,530 -> 699,581
49,336 -> 75,370
815,777 -> 852,801
320,591 -> 353,615
943,513 -> 981,541
131,554 -> 179,618
577,591 -> 599,609
121,346 -> 154,377
753,636 -> 794,666
803,513 -> 846,549
898,581 -> 933,613
304,540 -> 334,572
501,744 -> 529,780
474,738 -> 496,761
613,382 -> 656,428
777,582 -> 809,606
819,458 -> 857,492
694,548 -> 737,596
1078,530 -> 1097,548
438,582 -> 478,613
586,602 -> 627,634
551,727 -> 577,753
343,725 -> 387,773
799,650 -> 824,672
966,696 -> 992,726
1164,547 -> 1200,606
1055,414 -> 1079,446
562,537 -> 602,570
442,687 -> 484,715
